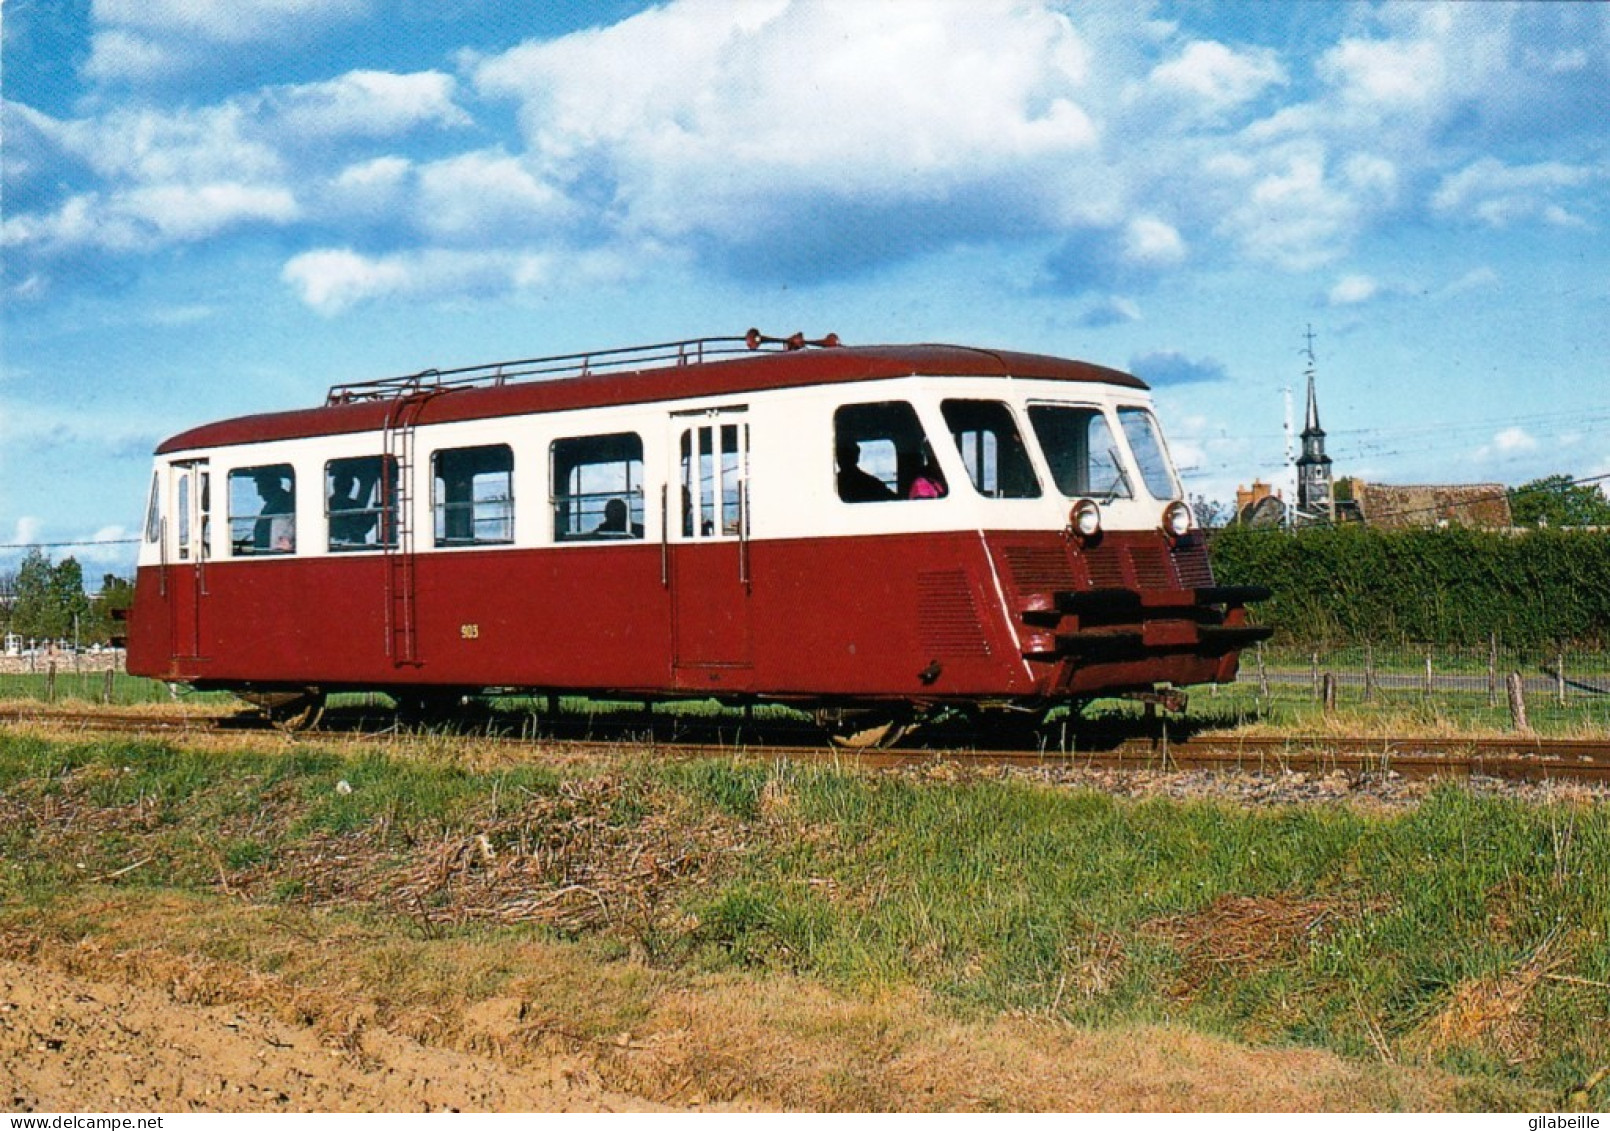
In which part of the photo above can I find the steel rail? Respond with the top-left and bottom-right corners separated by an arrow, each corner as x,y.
5,705 -> 1610,784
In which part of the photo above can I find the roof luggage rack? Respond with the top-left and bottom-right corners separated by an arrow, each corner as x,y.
325,328 -> 841,405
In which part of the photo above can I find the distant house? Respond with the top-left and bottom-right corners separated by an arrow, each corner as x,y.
1348,481 -> 1513,530
1234,479 -> 1287,527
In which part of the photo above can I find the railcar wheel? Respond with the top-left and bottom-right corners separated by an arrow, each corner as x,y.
392,689 -> 469,728
815,708 -> 913,750
242,689 -> 327,732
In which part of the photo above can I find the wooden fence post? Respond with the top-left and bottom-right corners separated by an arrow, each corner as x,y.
1322,672 -> 1337,714
1311,651 -> 1320,701
1487,634 -> 1498,708
1557,650 -> 1567,707
46,661 -> 57,703
1507,672 -> 1531,733
1363,643 -> 1376,703
1256,642 -> 1269,698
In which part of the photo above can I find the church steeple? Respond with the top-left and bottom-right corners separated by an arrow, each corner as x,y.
1304,366 -> 1323,435
1295,326 -> 1333,521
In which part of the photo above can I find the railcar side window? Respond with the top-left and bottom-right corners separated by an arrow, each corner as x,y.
941,400 -> 1041,499
552,433 -> 644,540
833,402 -> 946,503
177,474 -> 191,557
143,472 -> 161,544
1117,407 -> 1181,500
432,445 -> 513,546
1027,404 -> 1131,499
326,455 -> 399,552
228,465 -> 296,555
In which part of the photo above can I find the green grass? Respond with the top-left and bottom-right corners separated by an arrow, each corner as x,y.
2,731 -> 1606,1107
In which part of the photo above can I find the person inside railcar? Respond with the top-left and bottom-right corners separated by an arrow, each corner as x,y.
330,470 -> 379,547
252,470 -> 295,553
907,454 -> 948,500
594,497 -> 643,539
836,438 -> 896,503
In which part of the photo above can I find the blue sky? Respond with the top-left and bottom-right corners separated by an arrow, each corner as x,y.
4,0 -> 1608,574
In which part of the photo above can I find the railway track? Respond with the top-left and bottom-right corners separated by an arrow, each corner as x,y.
6,703 -> 1610,785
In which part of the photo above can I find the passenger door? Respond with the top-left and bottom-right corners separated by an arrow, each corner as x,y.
166,459 -> 211,661
667,410 -> 752,684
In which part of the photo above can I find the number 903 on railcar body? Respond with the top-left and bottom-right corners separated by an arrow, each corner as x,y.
125,331 -> 1269,744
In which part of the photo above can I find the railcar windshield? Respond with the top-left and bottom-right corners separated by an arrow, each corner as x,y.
1026,404 -> 1131,500
941,400 -> 1041,499
1116,407 -> 1181,500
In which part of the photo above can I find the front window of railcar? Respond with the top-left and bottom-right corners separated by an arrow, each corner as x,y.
1026,404 -> 1132,500
1117,407 -> 1182,500
940,400 -> 1040,499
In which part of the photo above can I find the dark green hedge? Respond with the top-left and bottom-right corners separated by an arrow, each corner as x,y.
1207,525 -> 1610,647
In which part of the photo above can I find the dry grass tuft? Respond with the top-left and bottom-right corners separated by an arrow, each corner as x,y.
1404,936 -> 1570,1067
1147,893 -> 1393,997
234,776 -> 748,937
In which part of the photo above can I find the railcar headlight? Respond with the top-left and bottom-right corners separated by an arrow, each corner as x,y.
1069,498 -> 1102,540
1162,500 -> 1192,539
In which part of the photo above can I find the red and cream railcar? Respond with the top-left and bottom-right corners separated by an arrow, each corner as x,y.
125,332 -> 1268,739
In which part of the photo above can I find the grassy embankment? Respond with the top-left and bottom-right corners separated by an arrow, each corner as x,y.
2,728 -> 1607,1110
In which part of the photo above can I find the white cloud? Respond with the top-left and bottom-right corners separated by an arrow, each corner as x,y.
5,183 -> 296,254
268,71 -> 470,138
1122,216 -> 1186,268
44,103 -> 282,184
1487,428 -> 1539,454
15,0 -> 1609,310
278,243 -> 645,314
415,150 -> 573,241
92,0 -> 368,42
1441,267 -> 1499,296
1212,148 -> 1361,270
81,29 -> 177,84
85,0 -> 371,82
281,248 -> 415,314
472,0 -> 1101,246
1328,274 -> 1379,306
1148,40 -> 1286,116
281,247 -> 542,314
123,182 -> 298,240
1321,28 -> 1447,110
1431,157 -> 1598,227
7,518 -> 45,547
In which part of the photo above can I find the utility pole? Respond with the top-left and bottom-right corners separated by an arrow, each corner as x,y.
1282,384 -> 1295,530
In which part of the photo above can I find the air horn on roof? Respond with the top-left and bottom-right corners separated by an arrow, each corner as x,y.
744,328 -> 842,351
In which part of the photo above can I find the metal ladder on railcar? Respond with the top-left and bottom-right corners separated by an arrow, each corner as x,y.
381,393 -> 432,668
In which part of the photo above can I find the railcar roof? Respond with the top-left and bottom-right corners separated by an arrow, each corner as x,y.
155,343 -> 1147,455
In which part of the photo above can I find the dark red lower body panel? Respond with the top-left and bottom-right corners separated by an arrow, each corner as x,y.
126,530 -> 1260,706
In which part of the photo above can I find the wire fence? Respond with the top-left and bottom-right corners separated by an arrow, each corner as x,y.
1229,640 -> 1610,732
2,640 -> 1609,732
